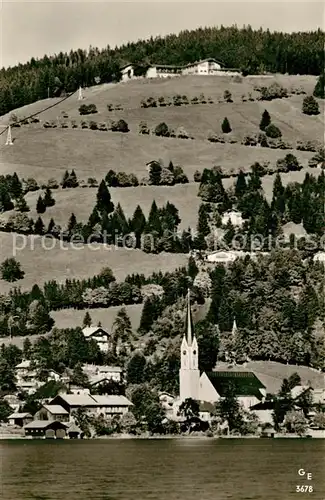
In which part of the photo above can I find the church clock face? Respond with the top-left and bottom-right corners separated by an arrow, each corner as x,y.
193,350 -> 196,355
183,350 -> 187,355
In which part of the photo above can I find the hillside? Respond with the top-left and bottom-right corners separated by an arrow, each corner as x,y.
0,74 -> 323,295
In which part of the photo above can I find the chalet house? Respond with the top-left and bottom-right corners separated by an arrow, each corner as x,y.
35,404 -> 69,423
48,393 -> 133,419
82,326 -> 111,352
8,412 -> 33,427
182,58 -> 224,75
121,64 -> 135,81
15,360 -> 62,394
24,420 -> 67,439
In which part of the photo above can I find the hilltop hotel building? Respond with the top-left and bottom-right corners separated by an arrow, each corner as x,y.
120,59 -> 241,81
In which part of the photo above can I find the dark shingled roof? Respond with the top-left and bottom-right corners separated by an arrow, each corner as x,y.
207,371 -> 266,400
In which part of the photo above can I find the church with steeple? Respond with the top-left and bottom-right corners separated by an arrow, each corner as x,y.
177,289 -> 266,410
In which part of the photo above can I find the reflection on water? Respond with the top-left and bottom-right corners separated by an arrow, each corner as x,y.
0,439 -> 324,500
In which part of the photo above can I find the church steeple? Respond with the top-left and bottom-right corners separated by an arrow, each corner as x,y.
185,288 -> 194,346
232,318 -> 238,338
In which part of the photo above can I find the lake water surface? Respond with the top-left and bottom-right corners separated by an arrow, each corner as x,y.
0,439 -> 324,500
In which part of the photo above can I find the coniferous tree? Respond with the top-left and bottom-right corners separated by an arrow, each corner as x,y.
302,95 -> 320,115
43,187 -> 55,207
0,184 -> 14,212
149,161 -> 162,185
61,170 -> 70,188
188,255 -> 199,280
47,218 -> 55,234
313,73 -> 325,99
67,213 -> 77,233
235,171 -> 247,199
36,195 -> 46,214
131,205 -> 146,247
16,195 -> 29,212
96,180 -> 114,214
207,265 -> 226,324
197,204 -> 210,237
34,216 -> 45,235
9,173 -> 23,199
82,311 -> 92,327
221,117 -> 232,133
259,109 -> 271,131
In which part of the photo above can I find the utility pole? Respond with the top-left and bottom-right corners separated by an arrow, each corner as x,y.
5,125 -> 13,146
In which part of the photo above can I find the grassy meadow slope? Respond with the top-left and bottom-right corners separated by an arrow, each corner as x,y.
0,232 -> 188,293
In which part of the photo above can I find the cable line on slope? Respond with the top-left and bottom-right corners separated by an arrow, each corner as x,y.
0,89 -> 79,136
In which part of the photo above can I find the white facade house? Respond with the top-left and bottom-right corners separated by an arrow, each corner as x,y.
83,364 -> 123,384
146,64 -> 182,79
49,393 -> 133,420
313,252 -> 325,263
15,360 -> 62,394
82,326 -> 111,352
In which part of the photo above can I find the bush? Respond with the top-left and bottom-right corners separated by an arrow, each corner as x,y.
81,121 -> 88,129
173,95 -> 183,106
71,120 -> 78,128
87,177 -> 98,188
242,134 -> 258,146
258,133 -> 268,147
79,103 -> 97,115
139,121 -> 150,135
160,168 -> 175,185
23,178 -> 39,193
259,83 -> 288,101
265,124 -> 282,138
221,117 -> 232,134
223,90 -> 233,102
194,170 -> 202,182
191,97 -> 199,105
177,126 -> 190,139
98,122 -> 108,131
158,96 -> 167,107
154,122 -> 170,137
89,121 -> 98,130
199,93 -> 207,104
0,257 -> 25,282
302,95 -> 320,115
111,119 -> 129,132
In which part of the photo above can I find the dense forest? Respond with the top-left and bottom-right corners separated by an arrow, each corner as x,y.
0,25 -> 324,116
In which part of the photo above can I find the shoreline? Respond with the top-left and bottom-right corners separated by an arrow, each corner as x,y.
1,432 -> 324,440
